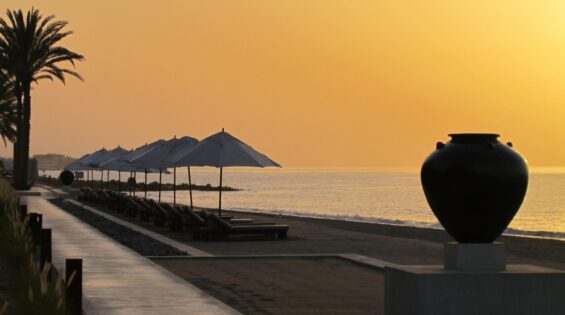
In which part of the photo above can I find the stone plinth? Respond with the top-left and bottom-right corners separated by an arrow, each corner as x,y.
444,242 -> 505,271
385,264 -> 565,315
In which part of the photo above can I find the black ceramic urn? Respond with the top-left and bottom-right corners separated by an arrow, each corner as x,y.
59,170 -> 75,186
421,133 -> 528,243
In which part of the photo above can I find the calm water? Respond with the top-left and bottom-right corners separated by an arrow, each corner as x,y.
44,167 -> 565,239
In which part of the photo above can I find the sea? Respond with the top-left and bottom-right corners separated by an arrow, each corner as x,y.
43,167 -> 565,240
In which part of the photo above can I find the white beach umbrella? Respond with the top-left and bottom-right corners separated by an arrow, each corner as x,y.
99,153 -> 141,172
173,129 -> 281,215
121,139 -> 167,163
88,146 -> 128,168
99,154 -> 135,192
118,139 -> 167,198
64,153 -> 91,171
65,148 -> 108,171
65,148 -> 109,186
87,147 -> 128,187
99,141 -> 167,176
98,150 -> 161,192
129,136 -> 199,203
64,152 -> 95,183
63,153 -> 91,183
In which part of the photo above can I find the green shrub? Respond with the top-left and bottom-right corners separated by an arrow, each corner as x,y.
0,178 -> 65,314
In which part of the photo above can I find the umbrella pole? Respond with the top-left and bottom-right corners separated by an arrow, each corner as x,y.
133,171 -> 136,197
158,170 -> 162,202
218,167 -> 223,216
187,166 -> 193,211
144,169 -> 147,198
107,170 -> 110,189
173,167 -> 176,205
118,171 -> 121,192
100,170 -> 103,189
129,171 -> 132,196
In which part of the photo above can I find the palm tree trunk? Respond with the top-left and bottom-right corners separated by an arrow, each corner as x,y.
12,83 -> 23,188
14,82 -> 30,190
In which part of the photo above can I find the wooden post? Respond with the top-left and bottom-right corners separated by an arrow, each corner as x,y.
27,213 -> 42,245
19,204 -> 28,221
133,171 -> 136,197
65,259 -> 82,315
158,170 -> 162,202
187,166 -> 193,210
40,229 -> 52,269
218,167 -> 223,217
144,169 -> 148,198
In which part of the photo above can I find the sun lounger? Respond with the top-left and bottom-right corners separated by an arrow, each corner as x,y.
79,187 -> 101,203
175,205 -> 262,229
159,203 -> 189,232
120,194 -> 144,217
132,197 -> 156,221
143,198 -> 169,226
78,188 -> 90,202
199,213 -> 289,241
105,191 -> 130,213
175,205 -> 207,228
95,189 -> 114,208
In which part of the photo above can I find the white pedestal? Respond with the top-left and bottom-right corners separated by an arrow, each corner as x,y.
384,243 -> 565,315
385,264 -> 565,315
444,242 -> 505,270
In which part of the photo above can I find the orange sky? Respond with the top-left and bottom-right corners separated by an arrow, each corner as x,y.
3,1 -> 565,167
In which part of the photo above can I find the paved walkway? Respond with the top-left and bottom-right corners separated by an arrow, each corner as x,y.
21,194 -> 238,315
33,186 -> 401,268
64,199 -> 211,257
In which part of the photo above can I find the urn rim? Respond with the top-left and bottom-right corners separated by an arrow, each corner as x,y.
448,133 -> 500,142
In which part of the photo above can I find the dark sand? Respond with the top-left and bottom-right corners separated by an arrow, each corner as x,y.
206,210 -> 565,270
75,200 -> 565,314
87,201 -> 565,269
154,256 -> 384,315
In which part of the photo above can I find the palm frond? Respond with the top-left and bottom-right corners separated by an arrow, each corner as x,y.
0,8 -> 84,85
0,74 -> 17,146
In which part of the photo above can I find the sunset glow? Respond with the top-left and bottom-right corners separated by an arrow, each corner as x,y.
4,0 -> 565,166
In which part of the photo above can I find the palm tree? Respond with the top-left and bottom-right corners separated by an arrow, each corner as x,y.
0,72 -> 17,146
0,8 -> 84,189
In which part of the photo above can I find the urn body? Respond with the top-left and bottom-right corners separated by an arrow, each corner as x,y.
421,134 -> 528,243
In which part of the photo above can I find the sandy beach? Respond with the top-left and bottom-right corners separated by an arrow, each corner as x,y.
54,197 -> 565,314
214,210 -> 565,269
154,256 -> 384,315
87,203 -> 565,269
